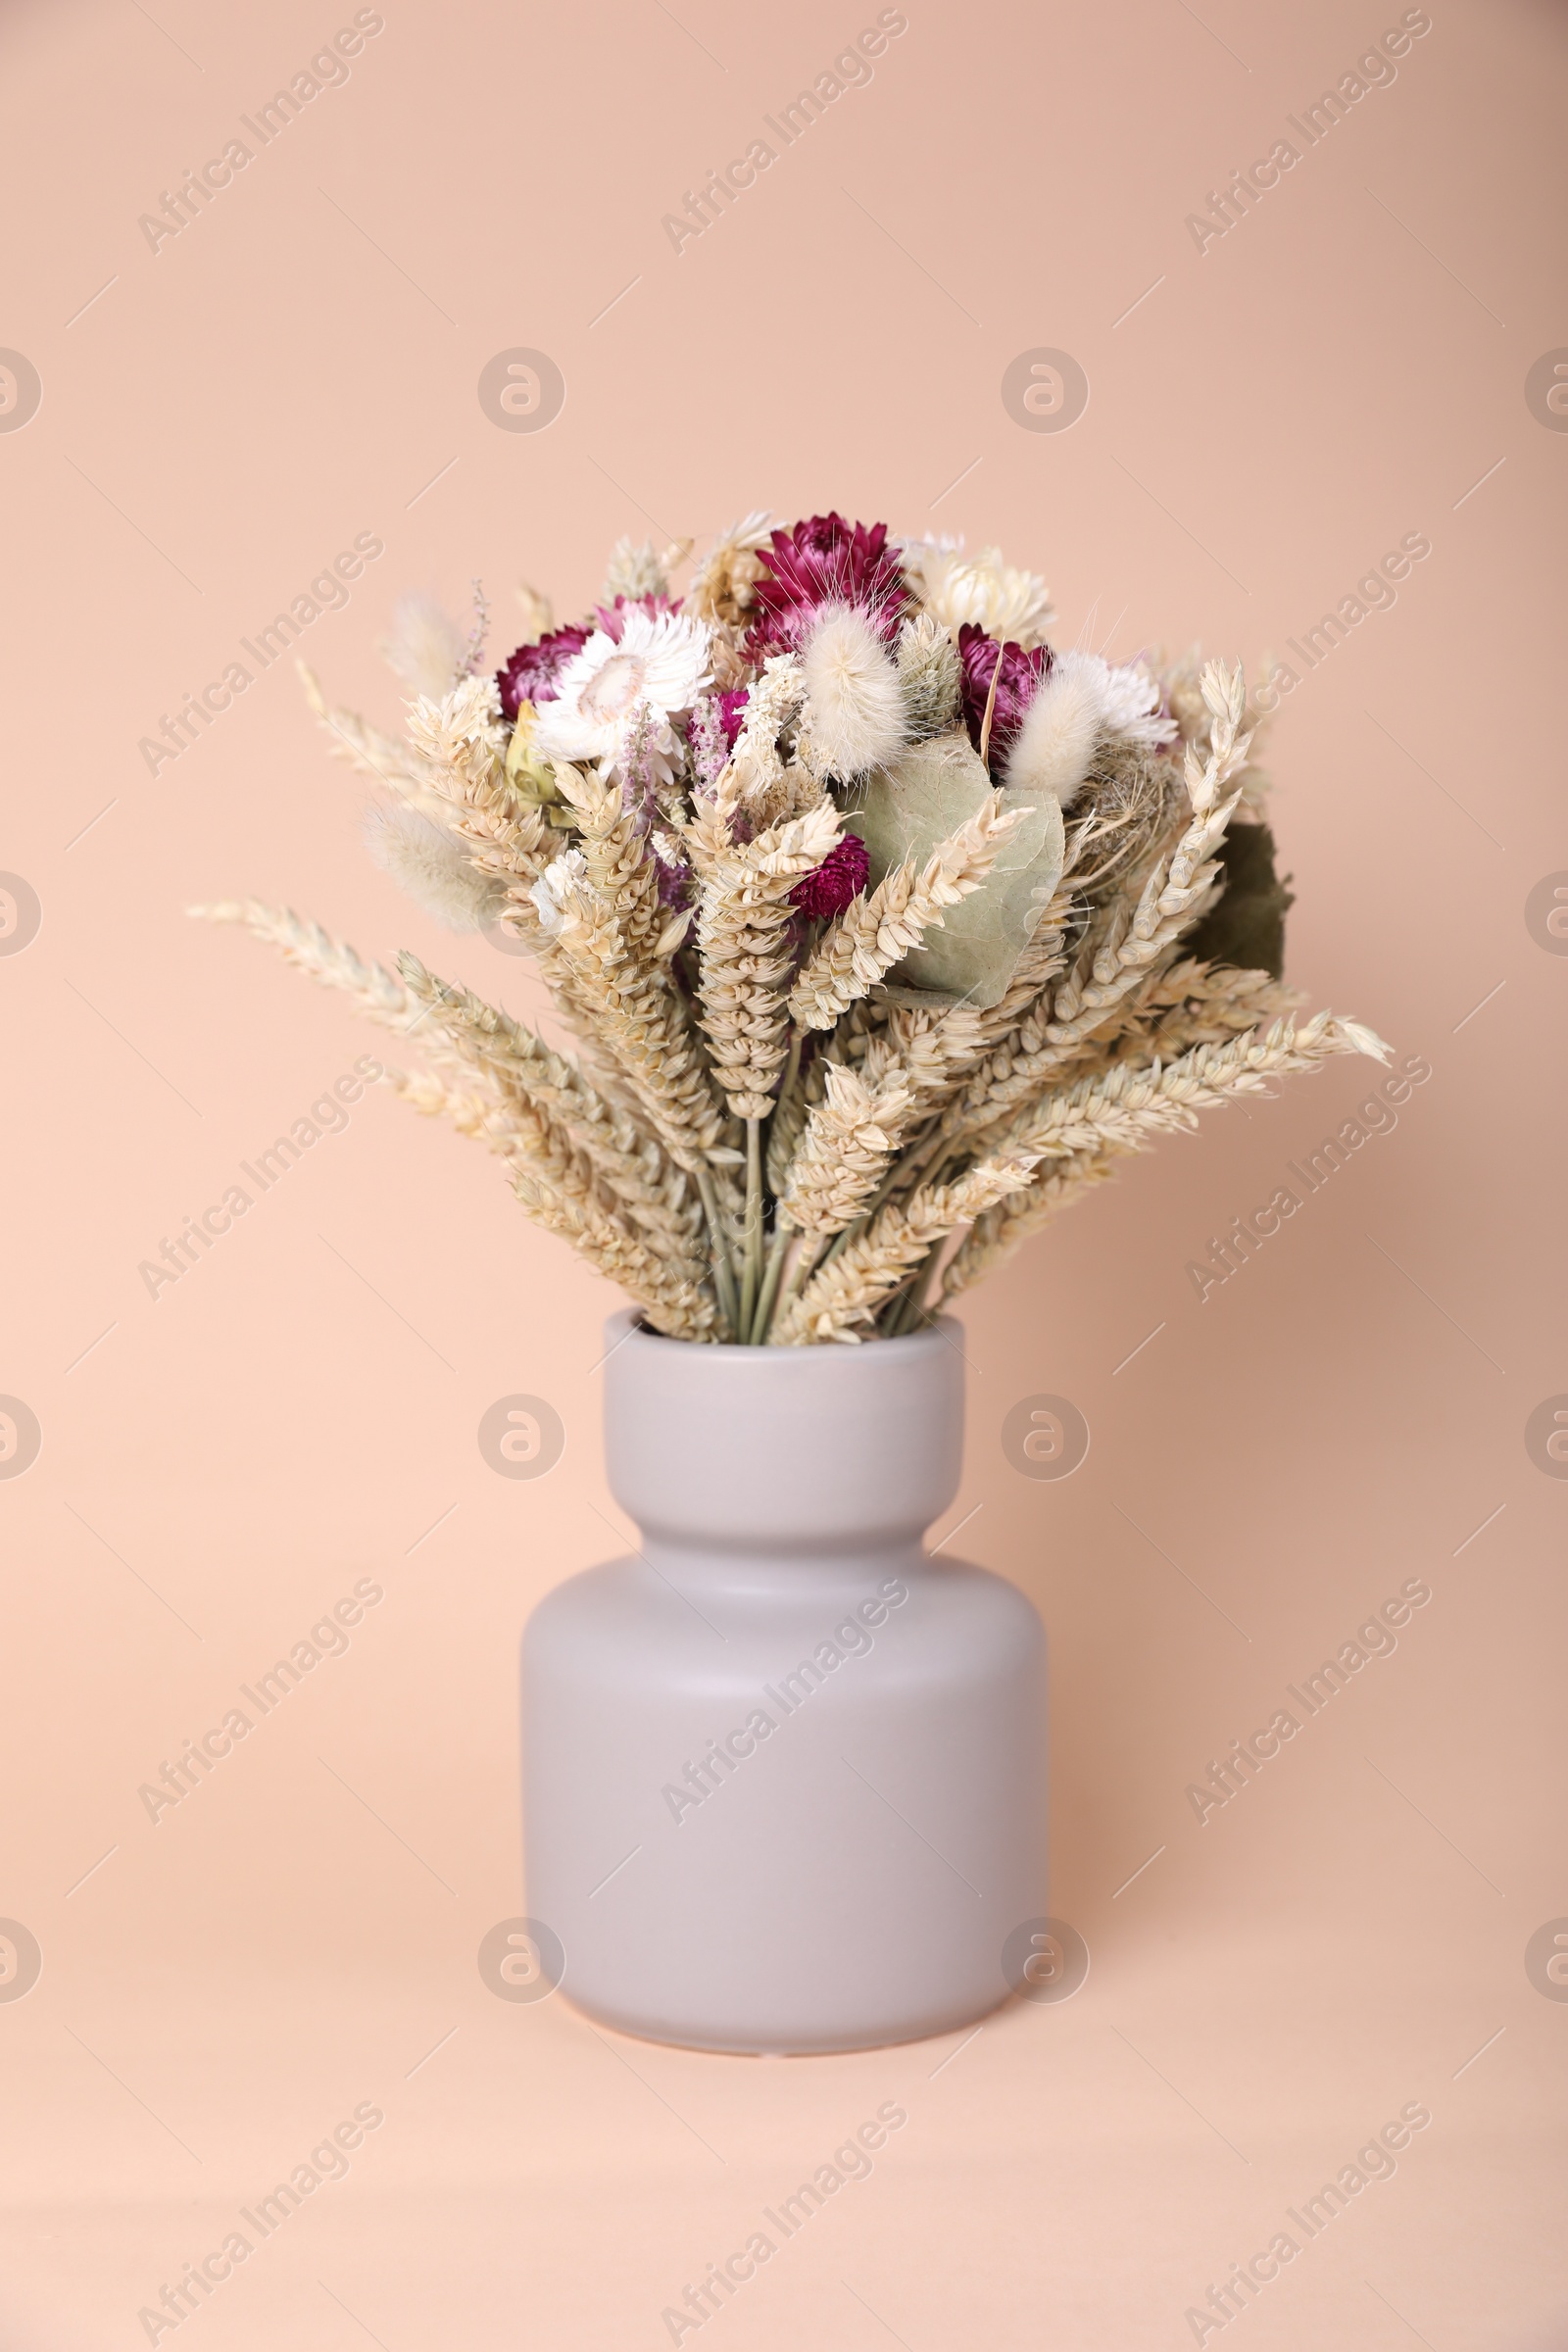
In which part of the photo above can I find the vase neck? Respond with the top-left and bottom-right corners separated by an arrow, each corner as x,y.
633,1531 -> 929,1609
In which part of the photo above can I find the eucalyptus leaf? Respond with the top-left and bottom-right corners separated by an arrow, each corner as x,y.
843,731 -> 1064,1009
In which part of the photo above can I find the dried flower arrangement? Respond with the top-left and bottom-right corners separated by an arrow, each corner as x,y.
197,513 -> 1386,1346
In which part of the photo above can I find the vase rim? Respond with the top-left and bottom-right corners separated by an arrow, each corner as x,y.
604,1306 -> 958,1364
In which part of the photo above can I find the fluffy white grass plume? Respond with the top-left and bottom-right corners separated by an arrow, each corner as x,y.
1004,651 -> 1176,804
801,607 -> 907,779
365,804 -> 505,932
378,593 -> 468,701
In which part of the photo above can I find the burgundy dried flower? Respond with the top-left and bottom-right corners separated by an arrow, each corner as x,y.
791,832 -> 870,921
716,688 -> 750,748
956,623 -> 1054,767
748,513 -> 908,656
496,624 -> 590,720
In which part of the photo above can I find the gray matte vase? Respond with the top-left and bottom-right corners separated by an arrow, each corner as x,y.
521,1311 -> 1047,2054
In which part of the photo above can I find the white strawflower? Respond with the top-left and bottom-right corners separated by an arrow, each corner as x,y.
1092,654 -> 1174,749
532,608 -> 711,772
900,538 -> 1055,649
378,592 -> 468,700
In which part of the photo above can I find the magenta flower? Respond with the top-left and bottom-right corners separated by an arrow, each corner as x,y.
717,688 -> 750,747
748,514 -> 908,656
956,623 -> 1054,766
791,832 -> 870,920
594,592 -> 675,642
496,625 -> 590,720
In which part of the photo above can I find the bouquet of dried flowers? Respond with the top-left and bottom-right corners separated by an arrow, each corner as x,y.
198,513 -> 1386,1345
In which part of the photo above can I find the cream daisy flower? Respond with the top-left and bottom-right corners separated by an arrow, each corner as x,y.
532,607 -> 711,771
900,538 -> 1055,650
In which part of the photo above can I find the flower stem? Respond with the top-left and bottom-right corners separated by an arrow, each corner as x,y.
775,1029 -> 804,1136
740,1119 -> 763,1338
695,1165 -> 740,1340
817,1117 -> 949,1273
772,1231 -> 822,1328
750,1219 -> 792,1343
884,1240 -> 943,1335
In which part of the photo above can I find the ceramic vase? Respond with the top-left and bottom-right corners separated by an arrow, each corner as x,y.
521,1310 -> 1046,2053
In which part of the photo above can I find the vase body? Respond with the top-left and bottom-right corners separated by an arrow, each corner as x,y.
521,1311 -> 1046,2054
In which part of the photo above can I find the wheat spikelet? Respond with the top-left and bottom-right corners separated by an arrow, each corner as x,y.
772,1152 -> 1039,1345
788,798 -> 1030,1032
399,1069 -> 714,1340
940,1148 -> 1119,1298
936,1009 -> 1386,1299
395,956 -> 704,1250
776,1057 -> 917,1237
508,1170 -> 715,1341
552,760 -> 667,963
542,877 -> 737,1188
191,901 -> 421,1028
404,673 -> 510,790
297,663 -> 451,817
728,653 -> 809,821
393,675 -> 559,954
938,663 -> 1253,1136
896,610 -> 962,739
696,799 -> 842,1119
1003,1014 -> 1389,1165
1125,958 -> 1303,1059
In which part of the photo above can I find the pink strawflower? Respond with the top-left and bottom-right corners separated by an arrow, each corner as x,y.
594,592 -> 675,642
791,832 -> 869,920
496,624 -> 589,720
956,623 -> 1054,766
748,514 -> 908,656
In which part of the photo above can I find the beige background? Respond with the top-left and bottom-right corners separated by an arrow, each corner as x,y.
2,0 -> 1565,2344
